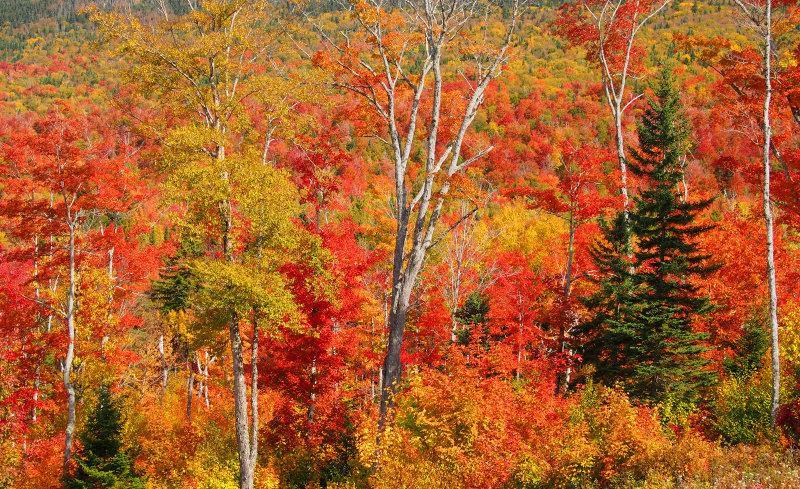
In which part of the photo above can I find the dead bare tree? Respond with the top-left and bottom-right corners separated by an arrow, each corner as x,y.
317,0 -> 525,428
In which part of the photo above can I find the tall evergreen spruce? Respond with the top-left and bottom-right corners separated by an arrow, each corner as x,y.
627,67 -> 718,405
579,68 -> 718,406
65,384 -> 144,489
579,212 -> 641,387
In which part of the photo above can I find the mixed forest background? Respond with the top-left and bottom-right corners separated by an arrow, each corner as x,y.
2,0 -> 800,487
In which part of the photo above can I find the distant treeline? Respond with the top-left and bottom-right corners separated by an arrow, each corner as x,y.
0,0 -> 193,30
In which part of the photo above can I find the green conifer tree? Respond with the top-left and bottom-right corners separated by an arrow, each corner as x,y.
723,312 -> 770,380
455,292 -> 491,346
579,67 -> 718,406
626,67 -> 718,405
65,384 -> 144,489
578,211 -> 641,386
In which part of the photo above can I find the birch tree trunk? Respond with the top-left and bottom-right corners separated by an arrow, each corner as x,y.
308,357 -> 317,422
557,213 -> 577,392
349,0 -> 522,431
612,99 -> 631,214
62,218 -> 77,474
249,315 -> 259,484
186,353 -> 194,418
202,353 -> 211,408
222,181 -> 259,489
761,0 -> 781,422
736,0 -> 782,424
380,284 -> 412,429
229,311 -> 254,489
599,14 -> 637,218
159,334 -> 168,395
449,241 -> 464,344
229,309 -> 259,489
589,0 -> 672,217
318,0 -> 521,433
32,236 -> 42,424
732,0 -> 782,423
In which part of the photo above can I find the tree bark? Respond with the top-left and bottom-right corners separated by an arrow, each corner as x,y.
557,213 -> 577,392
229,313 -> 254,489
307,357 -> 317,423
186,354 -> 194,418
202,353 -> 211,408
762,0 -> 781,422
228,311 -> 259,489
613,101 -> 631,215
379,286 -> 411,430
223,191 -> 259,489
62,220 -> 77,474
159,334 -> 168,395
450,246 -> 464,344
249,315 -> 259,480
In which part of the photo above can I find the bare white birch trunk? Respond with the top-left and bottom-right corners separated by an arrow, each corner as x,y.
62,219 -> 77,474
159,334 -> 168,394
186,354 -> 194,418
761,0 -> 781,422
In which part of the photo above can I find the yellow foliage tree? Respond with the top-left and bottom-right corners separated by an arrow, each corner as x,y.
92,2 -> 324,487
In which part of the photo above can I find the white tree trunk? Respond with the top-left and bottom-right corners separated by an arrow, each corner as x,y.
62,220 -> 77,474
230,312 -> 259,489
762,0 -> 781,422
186,354 -> 194,418
614,101 -> 631,215
229,314 -> 254,489
158,334 -> 168,394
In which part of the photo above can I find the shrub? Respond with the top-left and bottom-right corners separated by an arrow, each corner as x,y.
776,398 -> 800,448
711,374 -> 775,445
363,362 -> 568,489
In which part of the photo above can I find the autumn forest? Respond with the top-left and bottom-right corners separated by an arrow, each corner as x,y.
2,0 -> 800,487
